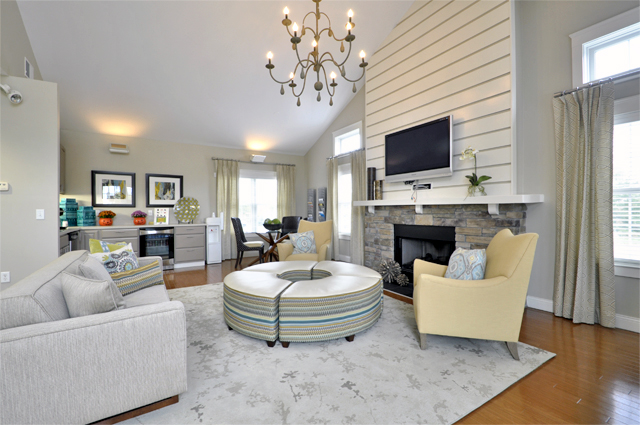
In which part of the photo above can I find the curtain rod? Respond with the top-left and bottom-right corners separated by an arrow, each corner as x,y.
211,157 -> 295,167
326,148 -> 365,161
554,69 -> 640,98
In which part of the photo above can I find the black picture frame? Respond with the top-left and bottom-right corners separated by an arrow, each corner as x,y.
145,173 -> 184,207
91,171 -> 136,208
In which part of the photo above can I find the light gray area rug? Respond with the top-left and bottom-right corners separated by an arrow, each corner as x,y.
124,284 -> 554,425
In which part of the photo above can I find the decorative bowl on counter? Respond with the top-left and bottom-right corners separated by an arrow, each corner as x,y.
263,223 -> 282,231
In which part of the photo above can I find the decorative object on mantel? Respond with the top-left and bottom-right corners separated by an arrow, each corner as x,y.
460,146 -> 491,197
374,180 -> 383,200
174,197 -> 200,224
378,260 -> 401,284
98,210 -> 116,226
264,1 -> 368,106
131,210 -> 147,226
145,173 -> 183,207
396,273 -> 410,287
367,167 -> 376,200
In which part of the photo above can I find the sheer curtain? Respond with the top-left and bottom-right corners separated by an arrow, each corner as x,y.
277,164 -> 296,219
215,159 -> 239,261
350,150 -> 366,265
326,157 -> 339,261
552,82 -> 616,328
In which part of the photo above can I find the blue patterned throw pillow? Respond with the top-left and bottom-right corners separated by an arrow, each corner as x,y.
289,231 -> 317,255
444,248 -> 486,280
90,243 -> 140,274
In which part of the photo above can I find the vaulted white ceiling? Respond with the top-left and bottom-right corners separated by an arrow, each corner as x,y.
17,1 -> 411,155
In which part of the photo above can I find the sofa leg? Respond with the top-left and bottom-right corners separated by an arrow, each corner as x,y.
419,333 -> 427,350
228,326 -> 233,331
90,395 -> 179,424
266,340 -> 276,347
506,341 -> 520,360
281,341 -> 290,348
345,335 -> 355,342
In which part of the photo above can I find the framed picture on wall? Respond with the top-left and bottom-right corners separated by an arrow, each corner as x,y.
91,171 -> 136,208
146,174 -> 183,207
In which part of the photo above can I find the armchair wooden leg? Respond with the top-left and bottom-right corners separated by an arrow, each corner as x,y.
419,333 -> 427,350
506,341 -> 520,360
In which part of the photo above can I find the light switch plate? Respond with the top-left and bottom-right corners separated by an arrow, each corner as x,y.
36,209 -> 45,220
1,272 -> 10,283
0,182 -> 8,191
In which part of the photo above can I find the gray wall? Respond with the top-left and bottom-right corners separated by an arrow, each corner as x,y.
1,76 -> 59,290
61,130 -> 308,226
515,0 -> 639,319
0,0 -> 42,79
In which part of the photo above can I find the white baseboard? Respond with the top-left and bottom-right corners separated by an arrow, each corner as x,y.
526,296 -> 639,333
526,296 -> 553,312
174,261 -> 205,269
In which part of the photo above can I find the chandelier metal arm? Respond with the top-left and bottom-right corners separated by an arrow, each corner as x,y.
319,39 -> 352,68
340,66 -> 366,83
319,66 -> 336,98
268,68 -> 293,85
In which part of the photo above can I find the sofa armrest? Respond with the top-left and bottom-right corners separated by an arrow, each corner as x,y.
138,255 -> 163,271
413,259 -> 447,284
317,244 -> 329,262
277,243 -> 293,261
1,301 -> 187,424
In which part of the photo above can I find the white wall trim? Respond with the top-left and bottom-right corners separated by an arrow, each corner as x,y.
526,296 -> 639,333
174,261 -> 205,269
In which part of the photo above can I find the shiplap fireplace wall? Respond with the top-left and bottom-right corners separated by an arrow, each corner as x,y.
365,0 -> 514,200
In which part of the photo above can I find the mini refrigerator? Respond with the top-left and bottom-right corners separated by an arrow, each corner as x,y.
206,214 -> 223,264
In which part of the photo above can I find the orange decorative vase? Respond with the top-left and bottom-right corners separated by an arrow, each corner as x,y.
133,217 -> 146,225
99,218 -> 113,226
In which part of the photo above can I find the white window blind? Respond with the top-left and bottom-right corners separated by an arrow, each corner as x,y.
238,169 -> 277,233
613,119 -> 640,265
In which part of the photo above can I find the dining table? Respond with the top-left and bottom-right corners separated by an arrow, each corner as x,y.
255,230 -> 289,263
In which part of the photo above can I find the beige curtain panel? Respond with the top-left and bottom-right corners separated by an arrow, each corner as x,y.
552,82 -> 616,328
350,149 -> 366,265
276,164 -> 296,219
326,157 -> 339,261
215,159 -> 239,261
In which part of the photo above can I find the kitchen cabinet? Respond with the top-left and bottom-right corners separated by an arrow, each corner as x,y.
175,226 -> 205,264
99,228 -> 139,256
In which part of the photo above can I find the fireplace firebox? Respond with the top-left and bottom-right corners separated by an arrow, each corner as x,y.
390,224 -> 456,298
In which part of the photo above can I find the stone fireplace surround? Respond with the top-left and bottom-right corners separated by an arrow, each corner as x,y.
364,204 -> 527,296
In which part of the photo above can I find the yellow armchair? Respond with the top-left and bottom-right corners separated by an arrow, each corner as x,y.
277,220 -> 333,262
413,229 -> 539,360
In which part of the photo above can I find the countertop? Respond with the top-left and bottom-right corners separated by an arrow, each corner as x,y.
60,223 -> 205,236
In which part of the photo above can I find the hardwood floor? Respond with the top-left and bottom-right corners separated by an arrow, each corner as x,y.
164,260 -> 640,424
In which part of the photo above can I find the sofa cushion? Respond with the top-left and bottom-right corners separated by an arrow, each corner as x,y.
90,244 -> 139,274
290,231 -> 317,255
61,272 -> 120,318
78,256 -> 125,309
124,284 -> 170,307
0,251 -> 88,330
110,261 -> 165,296
88,238 -> 127,254
444,248 -> 487,280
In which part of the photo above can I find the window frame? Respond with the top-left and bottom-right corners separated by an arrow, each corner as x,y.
238,168 -> 278,234
337,162 -> 352,240
570,7 -> 640,87
333,121 -> 363,156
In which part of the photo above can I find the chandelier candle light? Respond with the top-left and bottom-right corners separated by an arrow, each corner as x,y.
265,0 -> 368,106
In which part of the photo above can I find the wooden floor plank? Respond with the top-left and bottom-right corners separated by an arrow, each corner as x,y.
164,260 -> 640,425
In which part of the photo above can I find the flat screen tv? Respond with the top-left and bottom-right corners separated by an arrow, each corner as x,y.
384,115 -> 453,183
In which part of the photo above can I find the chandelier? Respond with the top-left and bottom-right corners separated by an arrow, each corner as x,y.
265,0 -> 368,107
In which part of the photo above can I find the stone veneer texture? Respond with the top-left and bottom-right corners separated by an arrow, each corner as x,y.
364,204 -> 527,271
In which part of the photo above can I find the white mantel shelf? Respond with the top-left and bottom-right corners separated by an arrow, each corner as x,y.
354,194 -> 544,215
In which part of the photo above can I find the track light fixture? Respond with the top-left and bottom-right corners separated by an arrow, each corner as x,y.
0,83 -> 23,105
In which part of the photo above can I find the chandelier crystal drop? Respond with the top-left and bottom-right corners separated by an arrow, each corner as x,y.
265,0 -> 368,107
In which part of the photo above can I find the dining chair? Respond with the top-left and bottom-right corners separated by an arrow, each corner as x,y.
230,217 -> 265,269
280,216 -> 302,236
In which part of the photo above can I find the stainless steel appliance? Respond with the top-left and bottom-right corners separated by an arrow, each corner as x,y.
140,228 -> 175,270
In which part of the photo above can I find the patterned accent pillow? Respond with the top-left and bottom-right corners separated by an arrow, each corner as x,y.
111,261 -> 165,296
289,231 -> 317,255
89,238 -> 127,254
90,244 -> 139,274
444,248 -> 487,280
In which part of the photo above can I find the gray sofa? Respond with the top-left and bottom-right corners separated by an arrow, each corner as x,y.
0,250 -> 187,424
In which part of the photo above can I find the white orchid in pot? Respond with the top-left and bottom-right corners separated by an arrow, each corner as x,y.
460,146 -> 491,197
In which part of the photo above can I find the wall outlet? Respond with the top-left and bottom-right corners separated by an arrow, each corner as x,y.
36,209 -> 45,220
1,272 -> 10,283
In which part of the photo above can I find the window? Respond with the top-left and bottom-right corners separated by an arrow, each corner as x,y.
571,8 -> 639,86
337,163 -> 352,237
238,169 -> 277,233
613,96 -> 640,271
333,121 -> 362,156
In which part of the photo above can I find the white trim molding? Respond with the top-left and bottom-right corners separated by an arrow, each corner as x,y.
526,296 -> 640,333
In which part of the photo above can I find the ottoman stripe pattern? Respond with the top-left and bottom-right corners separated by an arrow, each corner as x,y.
223,286 -> 281,342
279,277 -> 383,343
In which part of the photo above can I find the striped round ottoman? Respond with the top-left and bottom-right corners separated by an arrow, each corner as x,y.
223,261 -> 383,347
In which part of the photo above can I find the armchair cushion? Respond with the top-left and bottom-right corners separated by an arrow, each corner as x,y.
61,272 -> 120,318
290,230 -> 317,255
444,248 -> 486,280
